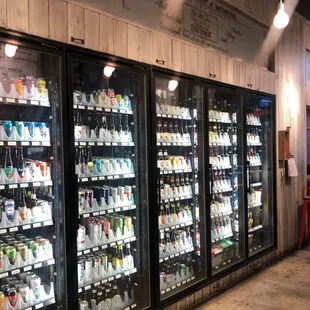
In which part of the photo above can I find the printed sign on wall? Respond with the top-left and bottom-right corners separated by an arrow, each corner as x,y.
76,0 -> 271,67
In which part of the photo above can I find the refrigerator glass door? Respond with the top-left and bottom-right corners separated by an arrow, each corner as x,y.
71,58 -> 150,310
155,76 -> 206,301
245,94 -> 275,256
0,42 -> 65,308
208,87 -> 245,275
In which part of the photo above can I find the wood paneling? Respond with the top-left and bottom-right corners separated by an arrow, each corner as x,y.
85,10 -> 100,51
68,3 -> 85,47
0,0 -> 6,28
127,24 -> 140,61
29,0 -> 49,38
7,0 -> 28,33
114,20 -> 127,58
182,44 -> 198,76
198,48 -> 206,78
49,0 -> 67,43
152,33 -> 172,69
207,51 -> 221,81
99,14 -> 114,55
172,40 -> 182,73
140,28 -> 152,64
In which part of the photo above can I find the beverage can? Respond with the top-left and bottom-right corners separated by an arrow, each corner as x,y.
85,257 -> 93,281
30,275 -> 41,299
77,258 -> 85,286
102,159 -> 110,172
18,284 -> 30,303
123,216 -> 132,234
3,121 -> 12,138
5,245 -> 16,265
26,122 -> 35,138
15,121 -> 24,138
94,222 -> 102,241
111,187 -> 118,202
116,94 -> 122,106
37,238 -> 50,258
36,78 -> 46,95
80,300 -> 89,310
77,225 -> 86,251
102,187 -> 110,205
78,189 -> 86,213
39,161 -> 48,177
114,216 -> 123,235
124,95 -> 130,106
17,244 -> 28,262
100,89 -> 108,105
12,79 -> 23,97
103,219 -> 110,236
88,221 -> 95,244
38,122 -> 48,138
93,256 -> 100,275
0,291 -> 4,310
94,158 -> 102,174
108,89 -> 115,105
160,272 -> 167,283
125,185 -> 132,201
25,76 -> 35,97
86,189 -> 93,208
118,186 -> 125,201
7,287 -> 17,307
29,241 -> 39,259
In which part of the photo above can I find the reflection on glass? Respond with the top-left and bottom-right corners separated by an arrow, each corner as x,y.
155,76 -> 206,300
246,95 -> 274,255
72,60 -> 150,310
208,88 -> 245,274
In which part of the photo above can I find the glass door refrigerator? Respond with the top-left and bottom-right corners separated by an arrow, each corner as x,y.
207,86 -> 245,275
245,93 -> 275,256
0,40 -> 66,309
152,73 -> 206,303
68,54 -> 150,310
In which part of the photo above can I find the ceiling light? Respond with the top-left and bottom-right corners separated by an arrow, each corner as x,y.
273,0 -> 289,30
168,80 -> 178,91
5,44 -> 18,57
103,66 -> 115,78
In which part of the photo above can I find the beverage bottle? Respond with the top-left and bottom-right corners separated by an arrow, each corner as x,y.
185,173 -> 189,186
17,188 -> 27,221
110,114 -> 116,139
124,115 -> 129,135
111,245 -> 117,270
170,202 -> 176,222
157,119 -> 163,141
97,291 -> 104,310
163,149 -> 168,160
159,231 -> 166,253
90,289 -> 97,310
4,147 -> 13,181
159,203 -> 165,225
104,285 -> 112,310
79,147 -> 86,174
47,186 -> 53,206
126,276 -> 133,300
30,188 -> 37,220
117,244 -> 124,268
112,282 -> 120,308
163,120 -> 168,140
170,175 -> 175,194
168,120 -> 174,135
86,147 -> 94,174
25,189 -> 32,208
16,147 -> 24,179
157,149 -> 163,168
174,120 -> 179,134
117,114 -> 122,134
101,114 -> 107,137
11,147 -> 18,168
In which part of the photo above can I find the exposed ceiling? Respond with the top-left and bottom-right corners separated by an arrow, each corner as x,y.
296,0 -> 310,21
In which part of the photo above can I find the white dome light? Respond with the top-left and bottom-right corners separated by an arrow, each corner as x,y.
168,80 -> 178,91
103,66 -> 115,78
5,44 -> 18,57
273,1 -> 289,30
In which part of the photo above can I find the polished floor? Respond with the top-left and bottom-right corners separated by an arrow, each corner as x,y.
197,247 -> 310,310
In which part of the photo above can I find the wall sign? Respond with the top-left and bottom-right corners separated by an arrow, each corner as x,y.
76,0 -> 271,67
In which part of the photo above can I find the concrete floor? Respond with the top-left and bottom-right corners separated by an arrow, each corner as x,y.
198,247 -> 310,310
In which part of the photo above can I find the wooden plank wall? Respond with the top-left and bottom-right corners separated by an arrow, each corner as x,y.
0,0 -> 308,308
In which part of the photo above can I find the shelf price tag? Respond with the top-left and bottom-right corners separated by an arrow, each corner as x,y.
35,303 -> 44,309
12,269 -> 20,275
9,227 -> 18,232
0,272 -> 8,279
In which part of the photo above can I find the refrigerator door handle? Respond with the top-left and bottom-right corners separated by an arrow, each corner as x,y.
247,161 -> 251,192
157,167 -> 161,204
209,164 -> 214,195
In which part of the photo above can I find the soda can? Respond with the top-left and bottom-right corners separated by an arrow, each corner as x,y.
39,161 -> 48,177
111,187 -> 118,202
94,159 -> 102,174
37,238 -> 50,258
30,275 -> 41,299
117,158 -> 125,171
86,189 -> 93,208
124,95 -> 130,106
180,264 -> 187,277
3,121 -> 13,138
7,287 -> 17,307
4,200 -> 15,223
78,189 -> 86,213
36,78 -> 46,95
26,122 -> 35,138
0,291 -> 4,310
25,76 -> 35,97
77,258 -> 85,286
123,216 -> 132,234
17,244 -> 28,262
118,186 -> 125,201
85,257 -> 93,281
80,300 -> 89,310
102,159 -> 110,173
114,216 -> 123,236
38,123 -> 48,138
88,221 -> 95,244
77,225 -> 86,251
108,89 -> 115,105
94,222 -> 102,241
25,272 -> 35,285
93,256 -> 100,276
15,121 -> 24,138
5,246 -> 16,265
18,284 -> 30,303
29,241 -> 39,259
103,219 -> 110,236
125,186 -> 132,201
99,253 -> 108,272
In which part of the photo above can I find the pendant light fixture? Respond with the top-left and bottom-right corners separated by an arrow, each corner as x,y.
273,0 -> 289,29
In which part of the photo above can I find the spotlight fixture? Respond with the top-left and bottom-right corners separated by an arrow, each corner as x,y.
5,44 -> 18,57
103,66 -> 115,78
168,80 -> 178,91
